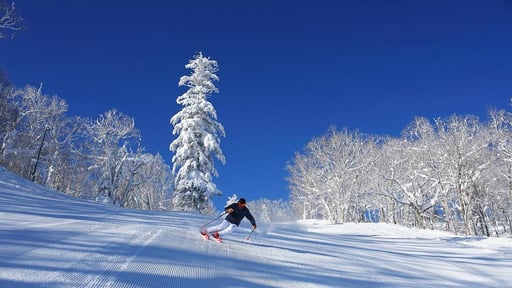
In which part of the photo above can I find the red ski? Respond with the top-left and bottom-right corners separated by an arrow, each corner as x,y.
200,230 -> 209,240
212,232 -> 223,243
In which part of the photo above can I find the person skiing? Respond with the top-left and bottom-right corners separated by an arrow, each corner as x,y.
201,198 -> 257,242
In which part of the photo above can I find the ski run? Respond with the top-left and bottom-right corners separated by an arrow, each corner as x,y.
1,167 -> 511,288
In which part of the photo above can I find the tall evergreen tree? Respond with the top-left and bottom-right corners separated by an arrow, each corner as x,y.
170,52 -> 225,214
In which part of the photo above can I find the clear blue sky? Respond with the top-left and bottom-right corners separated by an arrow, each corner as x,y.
2,0 -> 512,209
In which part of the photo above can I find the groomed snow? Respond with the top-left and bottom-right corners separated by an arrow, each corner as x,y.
1,167 -> 511,288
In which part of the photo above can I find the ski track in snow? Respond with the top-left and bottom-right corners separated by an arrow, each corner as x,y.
1,168 -> 512,288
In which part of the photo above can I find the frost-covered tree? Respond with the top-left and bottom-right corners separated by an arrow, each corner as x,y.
0,1 -> 24,39
170,52 -> 225,214
287,127 -> 375,223
488,106 -> 512,235
1,84 -> 66,180
124,153 -> 173,211
435,115 -> 494,235
87,109 -> 141,205
248,198 -> 295,223
0,69 -> 17,157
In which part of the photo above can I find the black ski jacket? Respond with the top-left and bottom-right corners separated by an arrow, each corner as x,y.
224,203 -> 256,227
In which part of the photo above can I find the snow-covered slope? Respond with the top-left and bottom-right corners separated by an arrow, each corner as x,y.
1,167 -> 511,288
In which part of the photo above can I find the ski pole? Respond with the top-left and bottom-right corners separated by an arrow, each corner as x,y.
246,227 -> 256,241
200,212 -> 226,230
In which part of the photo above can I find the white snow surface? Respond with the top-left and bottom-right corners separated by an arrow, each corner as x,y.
1,168 -> 511,288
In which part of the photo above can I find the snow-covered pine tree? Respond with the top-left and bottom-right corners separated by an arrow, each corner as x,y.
170,52 -> 225,214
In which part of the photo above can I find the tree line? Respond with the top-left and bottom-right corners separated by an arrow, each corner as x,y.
287,107 -> 512,237
0,2 -> 174,211
0,70 -> 174,210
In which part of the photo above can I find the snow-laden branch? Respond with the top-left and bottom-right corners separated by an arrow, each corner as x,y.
0,1 -> 24,39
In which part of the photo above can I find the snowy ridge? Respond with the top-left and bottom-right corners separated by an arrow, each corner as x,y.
1,168 -> 511,287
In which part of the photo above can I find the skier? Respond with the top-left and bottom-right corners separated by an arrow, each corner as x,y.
201,198 -> 257,242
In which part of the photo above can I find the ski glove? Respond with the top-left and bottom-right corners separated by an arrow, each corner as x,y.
227,208 -> 234,214
252,224 -> 257,229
